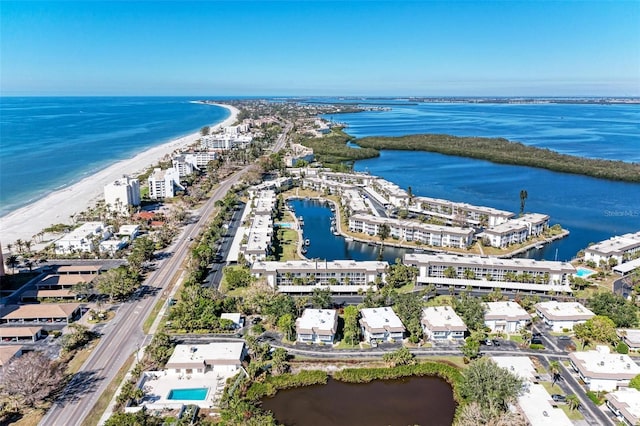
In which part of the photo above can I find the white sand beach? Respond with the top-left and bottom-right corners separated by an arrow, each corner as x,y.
0,103 -> 239,247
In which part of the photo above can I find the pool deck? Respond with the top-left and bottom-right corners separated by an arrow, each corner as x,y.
139,370 -> 234,409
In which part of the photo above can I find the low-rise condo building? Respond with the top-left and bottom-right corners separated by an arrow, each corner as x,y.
104,175 -> 140,215
147,167 -> 183,199
251,260 -> 387,294
535,301 -> 595,332
359,307 -> 405,343
411,196 -> 514,227
480,214 -> 550,248
239,189 -> 277,263
569,346 -> 640,391
165,342 -> 246,375
349,214 -> 474,248
0,303 -> 82,324
284,143 -> 315,167
484,301 -> 531,333
606,388 -> 640,426
220,313 -> 244,330
618,329 -> 640,351
54,222 -> 112,255
585,231 -> 640,265
0,327 -> 43,343
296,309 -> 338,344
421,306 -> 467,341
404,253 -> 574,294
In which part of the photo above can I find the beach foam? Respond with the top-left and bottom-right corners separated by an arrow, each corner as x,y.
0,103 -> 239,246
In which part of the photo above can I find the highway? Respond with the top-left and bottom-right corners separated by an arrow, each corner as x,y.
40,125 -> 291,425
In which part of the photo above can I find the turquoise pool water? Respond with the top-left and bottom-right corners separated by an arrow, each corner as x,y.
575,267 -> 595,278
277,222 -> 293,228
167,388 -> 208,400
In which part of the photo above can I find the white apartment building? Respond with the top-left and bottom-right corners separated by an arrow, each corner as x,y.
421,306 -> 467,341
165,342 -> 246,375
172,155 -> 196,177
404,253 -> 574,294
484,301 -> 531,333
200,134 -> 252,150
296,309 -> 338,344
104,175 -> 140,215
147,167 -> 183,199
349,214 -> 474,248
535,301 -> 595,332
606,388 -> 640,426
251,260 -> 387,294
411,196 -> 514,227
585,231 -> 640,265
239,189 -> 277,263
481,214 -> 550,248
284,143 -> 315,167
359,307 -> 405,343
569,346 -> 640,391
618,329 -> 640,351
54,222 -> 112,255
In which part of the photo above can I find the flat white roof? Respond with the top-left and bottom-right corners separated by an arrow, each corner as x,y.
535,301 -> 595,321
167,342 -> 245,366
614,257 -> 640,275
404,253 -> 575,273
606,388 -> 640,425
360,307 -> 405,332
586,231 -> 640,255
220,313 -> 242,324
296,309 -> 337,333
518,383 -> 573,426
252,259 -> 388,273
490,356 -> 537,381
484,301 -> 531,321
569,346 -> 640,379
421,306 -> 467,331
619,329 -> 640,346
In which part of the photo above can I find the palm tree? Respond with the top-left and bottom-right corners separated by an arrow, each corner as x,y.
5,255 -> 19,273
566,394 -> 580,411
549,360 -> 562,386
519,189 -> 528,216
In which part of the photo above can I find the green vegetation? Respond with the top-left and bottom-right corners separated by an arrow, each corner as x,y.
297,128 -> 379,167
587,292 -> 638,328
245,370 -> 328,400
630,374 -> 640,390
355,134 -> 640,183
574,315 -> 619,348
586,390 -> 606,406
167,284 -> 238,332
382,347 -> 416,367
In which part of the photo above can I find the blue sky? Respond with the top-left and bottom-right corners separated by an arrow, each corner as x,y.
1,1 -> 639,96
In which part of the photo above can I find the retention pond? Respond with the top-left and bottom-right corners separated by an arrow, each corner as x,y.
261,376 -> 456,426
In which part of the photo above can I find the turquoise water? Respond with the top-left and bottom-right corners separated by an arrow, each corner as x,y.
0,97 -> 230,216
277,223 -> 293,228
167,387 -> 208,400
575,267 -> 596,278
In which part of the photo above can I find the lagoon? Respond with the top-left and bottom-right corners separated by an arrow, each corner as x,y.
261,376 -> 456,426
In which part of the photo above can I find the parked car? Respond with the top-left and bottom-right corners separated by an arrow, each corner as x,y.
491,339 -> 501,346
531,337 -> 543,345
483,339 -> 493,346
551,394 -> 566,403
558,335 -> 571,340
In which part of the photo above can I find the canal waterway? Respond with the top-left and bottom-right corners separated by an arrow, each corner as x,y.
320,101 -> 640,262
290,198 -> 410,263
261,376 -> 456,426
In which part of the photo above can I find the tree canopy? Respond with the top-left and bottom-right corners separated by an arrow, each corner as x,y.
573,315 -> 618,347
460,358 -> 524,416
385,259 -> 418,289
453,294 -> 486,332
587,292 -> 638,328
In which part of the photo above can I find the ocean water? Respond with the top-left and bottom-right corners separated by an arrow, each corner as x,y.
0,97 -> 229,216
325,101 -> 640,261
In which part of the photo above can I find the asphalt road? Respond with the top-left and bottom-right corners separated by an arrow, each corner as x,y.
41,124 -> 293,425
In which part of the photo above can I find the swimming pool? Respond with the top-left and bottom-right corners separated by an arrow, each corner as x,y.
167,387 -> 209,401
575,267 -> 596,278
277,222 -> 293,228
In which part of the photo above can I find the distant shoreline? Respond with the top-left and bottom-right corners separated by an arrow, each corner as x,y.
0,103 -> 239,246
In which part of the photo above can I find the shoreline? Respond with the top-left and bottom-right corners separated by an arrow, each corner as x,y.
0,103 -> 239,247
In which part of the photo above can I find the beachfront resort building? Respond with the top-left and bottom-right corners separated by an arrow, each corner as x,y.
606,388 -> 640,426
54,222 -> 112,255
104,175 -> 141,215
535,301 -> 595,332
147,167 -> 184,199
200,133 -> 252,151
165,342 -> 246,375
421,306 -> 467,341
403,253 -> 575,294
348,214 -> 475,248
483,301 -> 531,333
251,260 -> 388,294
296,309 -> 338,344
569,346 -> 640,391
584,231 -> 640,265
98,224 -> 140,255
359,307 -> 405,343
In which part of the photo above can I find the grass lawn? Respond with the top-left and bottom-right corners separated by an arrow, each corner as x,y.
143,295 -> 167,334
424,295 -> 453,307
541,380 -> 563,395
12,408 -> 48,426
558,404 -> 583,420
66,340 -> 100,374
509,335 -> 524,343
333,341 -> 360,350
395,281 -> 415,294
418,356 -> 467,370
276,228 -> 300,261
81,354 -> 135,426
